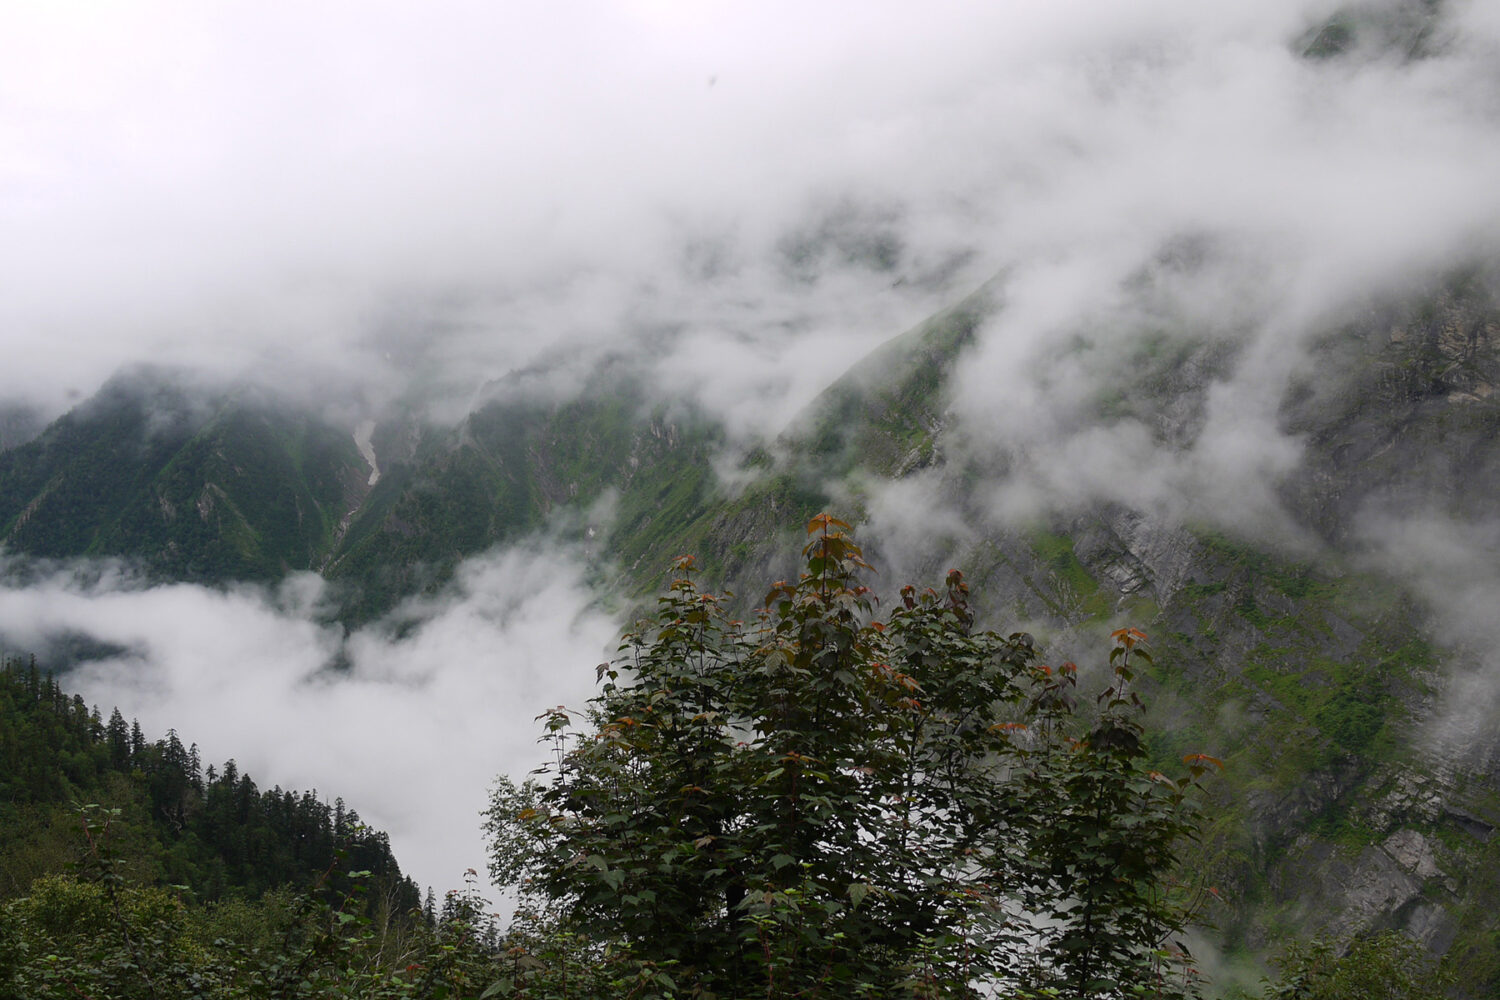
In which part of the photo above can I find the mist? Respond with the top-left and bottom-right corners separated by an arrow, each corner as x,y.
5,0 -> 1500,904
1356,514 -> 1500,773
0,543 -> 616,900
5,1 -> 1492,431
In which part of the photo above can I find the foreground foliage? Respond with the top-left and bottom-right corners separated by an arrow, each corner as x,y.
1255,931 -> 1453,1000
486,516 -> 1219,998
0,807 -> 498,1000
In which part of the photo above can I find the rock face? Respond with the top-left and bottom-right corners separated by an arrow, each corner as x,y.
717,270 -> 1500,992
1383,829 -> 1443,881
1282,282 -> 1500,543
973,282 -> 1500,989
1077,507 -> 1200,603
1264,824 -> 1459,955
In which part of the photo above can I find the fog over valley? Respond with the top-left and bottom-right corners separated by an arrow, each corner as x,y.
5,0 -> 1500,934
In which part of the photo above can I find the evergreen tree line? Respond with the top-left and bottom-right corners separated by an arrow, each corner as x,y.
0,655 -> 420,913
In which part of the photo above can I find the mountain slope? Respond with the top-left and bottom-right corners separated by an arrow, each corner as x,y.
562,266 -> 1500,990
750,269 -> 1500,990
3,269 -> 1500,991
0,367 -> 373,582
324,365 -> 725,620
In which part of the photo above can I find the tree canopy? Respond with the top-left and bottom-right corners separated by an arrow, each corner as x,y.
486,515 -> 1218,998
0,656 -> 417,911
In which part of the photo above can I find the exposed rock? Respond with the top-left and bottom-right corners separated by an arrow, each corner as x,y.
1275,837 -> 1424,940
1322,612 -> 1365,662
1401,901 -> 1459,954
1381,828 -> 1442,879
1248,764 -> 1362,846
1335,845 -> 1425,938
1367,769 -> 1451,831
1087,506 -> 1202,603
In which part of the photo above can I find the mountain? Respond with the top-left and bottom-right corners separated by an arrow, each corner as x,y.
731,269 -> 1500,990
322,363 -> 725,621
0,362 -> 729,623
3,265 -> 1500,992
0,367 -> 373,583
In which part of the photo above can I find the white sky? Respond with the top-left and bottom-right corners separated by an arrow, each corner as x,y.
4,0 -> 1500,903
5,0 -> 1491,426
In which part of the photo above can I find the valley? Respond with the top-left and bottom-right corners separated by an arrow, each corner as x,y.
4,266 -> 1500,992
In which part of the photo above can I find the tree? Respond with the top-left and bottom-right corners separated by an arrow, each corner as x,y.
1259,931 -> 1452,1000
106,708 -> 130,769
486,515 -> 1215,998
0,804 -> 497,1000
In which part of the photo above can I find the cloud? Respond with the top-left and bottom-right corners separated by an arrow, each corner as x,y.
1354,514 -> 1500,770
0,0 -> 1004,417
6,0 -> 1500,915
935,0 -> 1500,537
0,541 -> 619,901
7,0 -> 1490,441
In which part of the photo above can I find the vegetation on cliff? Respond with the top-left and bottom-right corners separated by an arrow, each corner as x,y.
0,521 -> 1464,997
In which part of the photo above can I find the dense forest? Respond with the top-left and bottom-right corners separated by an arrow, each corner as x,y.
0,656 -> 419,912
0,527 -> 1458,998
0,656 -> 507,997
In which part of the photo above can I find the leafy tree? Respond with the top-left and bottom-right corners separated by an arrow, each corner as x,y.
1259,931 -> 1452,1000
486,515 -> 1215,998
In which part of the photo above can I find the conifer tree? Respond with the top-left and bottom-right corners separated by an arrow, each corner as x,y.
106,708 -> 130,768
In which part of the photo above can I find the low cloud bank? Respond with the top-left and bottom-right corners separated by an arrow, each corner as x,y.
0,542 -> 619,901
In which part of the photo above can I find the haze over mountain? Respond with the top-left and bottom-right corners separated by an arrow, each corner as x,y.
5,1 -> 1500,988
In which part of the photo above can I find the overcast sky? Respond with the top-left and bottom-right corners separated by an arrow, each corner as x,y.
6,0 -> 1492,427
5,0 -> 1500,903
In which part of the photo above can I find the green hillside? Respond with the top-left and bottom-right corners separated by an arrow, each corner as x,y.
570,271 -> 1500,992
2,271 -> 1499,992
322,365 -> 725,620
0,657 -> 418,909
0,367 -> 372,582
